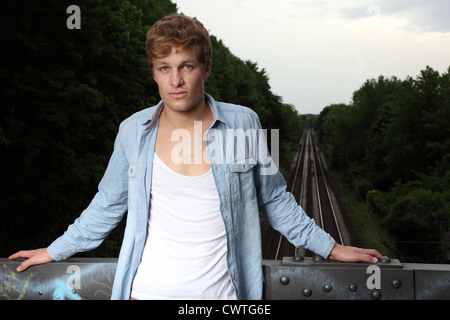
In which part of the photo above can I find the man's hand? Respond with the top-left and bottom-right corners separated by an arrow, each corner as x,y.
8,248 -> 54,272
328,243 -> 382,263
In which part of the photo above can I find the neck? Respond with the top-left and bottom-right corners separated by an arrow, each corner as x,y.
161,98 -> 212,130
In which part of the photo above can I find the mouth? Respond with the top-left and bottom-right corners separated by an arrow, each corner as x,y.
169,91 -> 188,99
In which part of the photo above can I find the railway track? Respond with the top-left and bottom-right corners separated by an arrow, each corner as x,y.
262,129 -> 348,260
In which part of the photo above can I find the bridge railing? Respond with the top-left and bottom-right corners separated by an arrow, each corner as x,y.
264,256 -> 450,300
1,257 -> 449,300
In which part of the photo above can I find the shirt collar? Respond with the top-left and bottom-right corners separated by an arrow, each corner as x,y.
142,100 -> 164,130
205,92 -> 229,128
142,93 -> 228,131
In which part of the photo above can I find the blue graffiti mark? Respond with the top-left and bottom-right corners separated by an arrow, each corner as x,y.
1,262 -> 116,300
52,278 -> 82,300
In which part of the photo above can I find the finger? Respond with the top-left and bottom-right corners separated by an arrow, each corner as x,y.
355,247 -> 383,258
371,249 -> 383,258
366,249 -> 382,259
16,253 -> 43,272
16,260 -> 32,272
363,254 -> 379,263
8,253 -> 19,260
8,250 -> 33,260
352,247 -> 382,263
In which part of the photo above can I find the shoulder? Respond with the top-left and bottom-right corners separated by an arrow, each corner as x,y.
112,103 -> 161,149
218,101 -> 259,118
120,105 -> 158,127
214,100 -> 262,129
117,102 -> 161,135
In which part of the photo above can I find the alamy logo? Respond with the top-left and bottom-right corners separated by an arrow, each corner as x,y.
366,265 -> 381,290
66,5 -> 81,30
366,5 -> 381,30
66,265 -> 81,290
170,122 -> 279,175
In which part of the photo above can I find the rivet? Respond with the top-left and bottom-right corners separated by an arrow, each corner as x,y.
371,290 -> 382,300
313,254 -> 324,262
294,254 -> 304,262
391,279 -> 402,289
380,256 -> 391,263
280,276 -> 290,285
348,284 -> 357,292
38,291 -> 43,296
302,288 -> 312,297
323,284 -> 333,292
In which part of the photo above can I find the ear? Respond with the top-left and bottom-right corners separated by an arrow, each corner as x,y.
203,59 -> 212,80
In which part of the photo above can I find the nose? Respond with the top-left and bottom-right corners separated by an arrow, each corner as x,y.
170,70 -> 184,87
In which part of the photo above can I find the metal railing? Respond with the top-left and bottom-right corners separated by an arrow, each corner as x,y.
263,256 -> 450,300
1,257 -> 449,300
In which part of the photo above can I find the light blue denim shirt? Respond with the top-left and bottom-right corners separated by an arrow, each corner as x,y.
47,93 -> 335,300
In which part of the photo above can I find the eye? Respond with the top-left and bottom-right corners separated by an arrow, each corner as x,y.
160,66 -> 169,72
184,65 -> 193,70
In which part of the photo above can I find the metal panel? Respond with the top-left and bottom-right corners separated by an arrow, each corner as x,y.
2,257 -> 450,300
263,257 -> 414,300
1,258 -> 117,300
407,263 -> 450,300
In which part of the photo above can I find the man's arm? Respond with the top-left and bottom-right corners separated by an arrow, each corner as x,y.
253,116 -> 381,263
8,248 -> 54,272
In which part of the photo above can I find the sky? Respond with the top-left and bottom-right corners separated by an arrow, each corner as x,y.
174,0 -> 450,114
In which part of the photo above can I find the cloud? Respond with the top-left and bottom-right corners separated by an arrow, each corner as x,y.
339,0 -> 450,33
175,0 -> 450,114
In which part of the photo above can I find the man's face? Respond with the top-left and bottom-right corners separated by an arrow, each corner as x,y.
152,46 -> 211,114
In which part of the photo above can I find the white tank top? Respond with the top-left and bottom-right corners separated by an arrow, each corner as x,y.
131,153 -> 236,300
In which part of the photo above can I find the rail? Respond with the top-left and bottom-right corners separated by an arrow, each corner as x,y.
311,132 -> 344,244
264,129 -> 347,260
1,257 -> 449,300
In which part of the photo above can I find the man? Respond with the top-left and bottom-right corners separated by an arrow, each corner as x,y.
9,13 -> 381,300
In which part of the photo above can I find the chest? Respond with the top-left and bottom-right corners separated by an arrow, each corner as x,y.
155,123 -> 211,176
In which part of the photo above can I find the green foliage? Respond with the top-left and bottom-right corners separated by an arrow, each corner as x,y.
0,0 -> 170,256
318,66 -> 450,262
368,173 -> 449,263
0,0 -> 303,257
205,35 -> 303,174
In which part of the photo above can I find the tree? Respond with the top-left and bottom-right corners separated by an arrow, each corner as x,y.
318,66 -> 450,262
0,0 -> 177,256
0,0 -> 303,256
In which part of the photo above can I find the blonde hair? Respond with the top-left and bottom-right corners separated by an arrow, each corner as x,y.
145,13 -> 212,71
